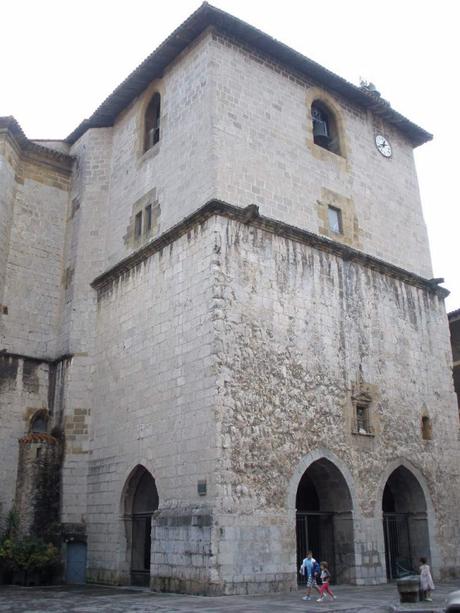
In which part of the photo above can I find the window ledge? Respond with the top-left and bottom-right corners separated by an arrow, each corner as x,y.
352,430 -> 375,438
140,142 -> 161,163
313,142 -> 345,160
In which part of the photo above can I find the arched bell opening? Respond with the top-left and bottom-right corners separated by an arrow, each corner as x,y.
295,458 -> 355,583
311,100 -> 342,155
122,465 -> 159,586
382,466 -> 430,580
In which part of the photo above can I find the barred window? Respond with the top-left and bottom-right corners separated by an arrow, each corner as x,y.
356,404 -> 370,434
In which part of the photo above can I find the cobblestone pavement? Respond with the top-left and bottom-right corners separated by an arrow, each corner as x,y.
0,582 -> 458,613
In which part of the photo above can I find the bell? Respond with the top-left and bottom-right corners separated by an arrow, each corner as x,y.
313,118 -> 329,138
147,127 -> 160,148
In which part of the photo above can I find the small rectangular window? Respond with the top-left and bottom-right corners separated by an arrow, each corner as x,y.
356,405 -> 369,433
134,211 -> 142,239
328,206 -> 342,234
145,205 -> 152,233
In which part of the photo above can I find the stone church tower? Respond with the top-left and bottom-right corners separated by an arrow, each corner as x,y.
1,3 -> 459,593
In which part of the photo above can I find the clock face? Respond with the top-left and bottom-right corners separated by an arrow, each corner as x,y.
375,134 -> 392,157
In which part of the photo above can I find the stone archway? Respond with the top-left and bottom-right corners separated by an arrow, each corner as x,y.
382,465 -> 430,580
290,451 -> 356,584
122,465 -> 159,586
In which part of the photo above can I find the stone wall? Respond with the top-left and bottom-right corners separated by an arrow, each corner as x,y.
0,145 -> 70,358
0,123 -> 92,534
450,316 -> 460,364
150,505 -> 215,594
449,315 -> 460,419
54,128 -> 114,529
15,433 -> 62,537
60,28 -> 433,286
82,31 -> 216,272
209,32 -> 432,278
211,215 -> 459,588
85,219 -> 219,588
0,134 -> 18,316
0,356 -> 51,529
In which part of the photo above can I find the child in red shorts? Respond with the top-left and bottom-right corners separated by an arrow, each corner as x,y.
317,561 -> 336,601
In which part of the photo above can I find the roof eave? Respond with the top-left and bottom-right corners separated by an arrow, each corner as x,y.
0,116 -> 74,167
66,2 -> 432,147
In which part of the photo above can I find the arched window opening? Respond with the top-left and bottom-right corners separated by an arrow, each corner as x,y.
296,458 -> 354,584
311,101 -> 341,155
421,416 -> 432,441
123,466 -> 159,586
30,412 -> 47,434
144,93 -> 161,152
382,466 -> 430,581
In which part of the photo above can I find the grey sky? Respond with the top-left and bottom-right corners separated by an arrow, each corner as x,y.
1,0 -> 458,310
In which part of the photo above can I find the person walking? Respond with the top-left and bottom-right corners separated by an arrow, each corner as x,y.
419,557 -> 435,602
300,551 -> 320,601
317,561 -> 336,601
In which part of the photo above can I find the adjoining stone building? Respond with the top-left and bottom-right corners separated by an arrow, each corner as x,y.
1,2 -> 459,594
449,309 -> 460,419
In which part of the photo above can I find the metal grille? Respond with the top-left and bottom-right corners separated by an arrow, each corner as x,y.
130,513 -> 152,587
383,513 -> 413,580
296,512 -> 335,584
356,404 -> 370,433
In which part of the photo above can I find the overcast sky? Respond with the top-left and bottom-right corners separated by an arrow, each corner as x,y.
1,0 -> 458,311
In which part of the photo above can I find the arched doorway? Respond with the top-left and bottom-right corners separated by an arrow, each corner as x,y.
296,458 -> 354,583
123,466 -> 159,586
382,466 -> 430,580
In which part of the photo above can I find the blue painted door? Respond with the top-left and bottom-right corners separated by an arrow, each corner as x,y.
66,542 -> 87,584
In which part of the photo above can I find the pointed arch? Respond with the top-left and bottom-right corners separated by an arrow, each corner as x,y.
377,459 -> 439,580
375,459 -> 434,519
287,447 -> 358,513
121,464 -> 159,586
29,408 -> 48,433
119,461 -> 161,512
288,448 -> 358,584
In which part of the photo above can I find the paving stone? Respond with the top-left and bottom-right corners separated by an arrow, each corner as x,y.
0,583 -> 458,613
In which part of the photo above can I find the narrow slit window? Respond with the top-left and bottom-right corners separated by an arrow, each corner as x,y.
144,93 -> 161,152
328,206 -> 342,234
145,205 -> 152,233
421,416 -> 432,440
134,212 -> 142,239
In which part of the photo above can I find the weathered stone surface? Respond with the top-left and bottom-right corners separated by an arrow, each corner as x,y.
211,217 -> 459,586
0,8 -> 458,596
